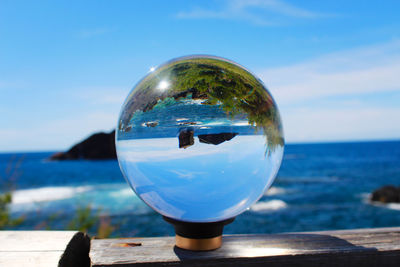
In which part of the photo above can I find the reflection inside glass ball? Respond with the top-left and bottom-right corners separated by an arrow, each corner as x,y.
116,56 -> 284,222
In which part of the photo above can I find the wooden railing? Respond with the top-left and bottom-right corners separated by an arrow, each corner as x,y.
1,227 -> 399,266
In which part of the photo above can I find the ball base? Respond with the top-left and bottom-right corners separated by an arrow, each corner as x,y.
175,234 -> 222,251
163,216 -> 234,251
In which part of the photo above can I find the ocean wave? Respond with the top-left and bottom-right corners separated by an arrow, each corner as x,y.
12,186 -> 92,204
370,201 -> 400,211
202,121 -> 227,126
387,203 -> 400,210
360,192 -> 400,211
232,121 -> 250,126
109,187 -> 136,198
264,187 -> 286,196
176,118 -> 189,122
277,176 -> 338,183
250,199 -> 288,212
183,99 -> 206,105
9,184 -> 148,215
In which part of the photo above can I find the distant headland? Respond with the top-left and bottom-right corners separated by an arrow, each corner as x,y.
49,130 -> 117,160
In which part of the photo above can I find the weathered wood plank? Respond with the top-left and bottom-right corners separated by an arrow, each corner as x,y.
0,231 -> 78,267
90,227 -> 400,267
0,251 -> 67,266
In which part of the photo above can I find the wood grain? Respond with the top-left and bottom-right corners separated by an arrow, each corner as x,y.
0,231 -> 79,267
1,228 -> 399,266
90,227 -> 400,267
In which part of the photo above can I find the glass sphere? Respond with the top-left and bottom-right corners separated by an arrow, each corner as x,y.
116,55 -> 284,223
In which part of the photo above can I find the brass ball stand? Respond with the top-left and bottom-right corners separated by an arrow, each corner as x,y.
163,216 -> 235,251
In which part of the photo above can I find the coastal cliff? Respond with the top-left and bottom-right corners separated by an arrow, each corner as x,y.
49,130 -> 116,160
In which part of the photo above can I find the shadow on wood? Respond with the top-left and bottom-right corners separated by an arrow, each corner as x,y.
172,233 -> 377,266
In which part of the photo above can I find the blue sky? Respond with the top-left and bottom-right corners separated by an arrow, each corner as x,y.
1,0 -> 400,152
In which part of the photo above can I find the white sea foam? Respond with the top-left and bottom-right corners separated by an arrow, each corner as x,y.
360,192 -> 400,211
387,203 -> 400,210
232,121 -> 250,126
250,199 -> 288,212
12,186 -> 92,204
202,121 -> 226,126
264,187 -> 286,196
370,201 -> 400,211
109,187 -> 135,198
184,99 -> 205,105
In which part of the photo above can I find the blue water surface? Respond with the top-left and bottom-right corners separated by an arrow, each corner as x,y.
0,140 -> 399,237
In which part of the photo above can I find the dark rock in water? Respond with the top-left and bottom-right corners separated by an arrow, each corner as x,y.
178,129 -> 194,149
371,185 -> 400,203
198,133 -> 238,145
177,121 -> 198,126
50,130 -> 116,160
144,121 -> 158,127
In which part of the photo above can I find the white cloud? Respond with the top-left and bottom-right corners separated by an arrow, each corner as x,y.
0,84 -> 130,152
75,87 -> 129,105
231,0 -> 324,18
283,106 -> 400,142
176,0 -> 330,25
2,41 -> 400,151
0,111 -> 117,152
168,169 -> 207,180
259,40 -> 400,105
256,40 -> 400,142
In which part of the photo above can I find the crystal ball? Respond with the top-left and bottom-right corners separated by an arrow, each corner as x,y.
116,55 -> 284,222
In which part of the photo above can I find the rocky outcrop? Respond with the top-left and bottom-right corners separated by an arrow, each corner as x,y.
198,133 -> 238,145
371,185 -> 400,203
178,131 -> 238,149
178,129 -> 194,149
49,130 -> 116,160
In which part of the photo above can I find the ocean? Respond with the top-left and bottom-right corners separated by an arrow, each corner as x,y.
1,140 -> 399,237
